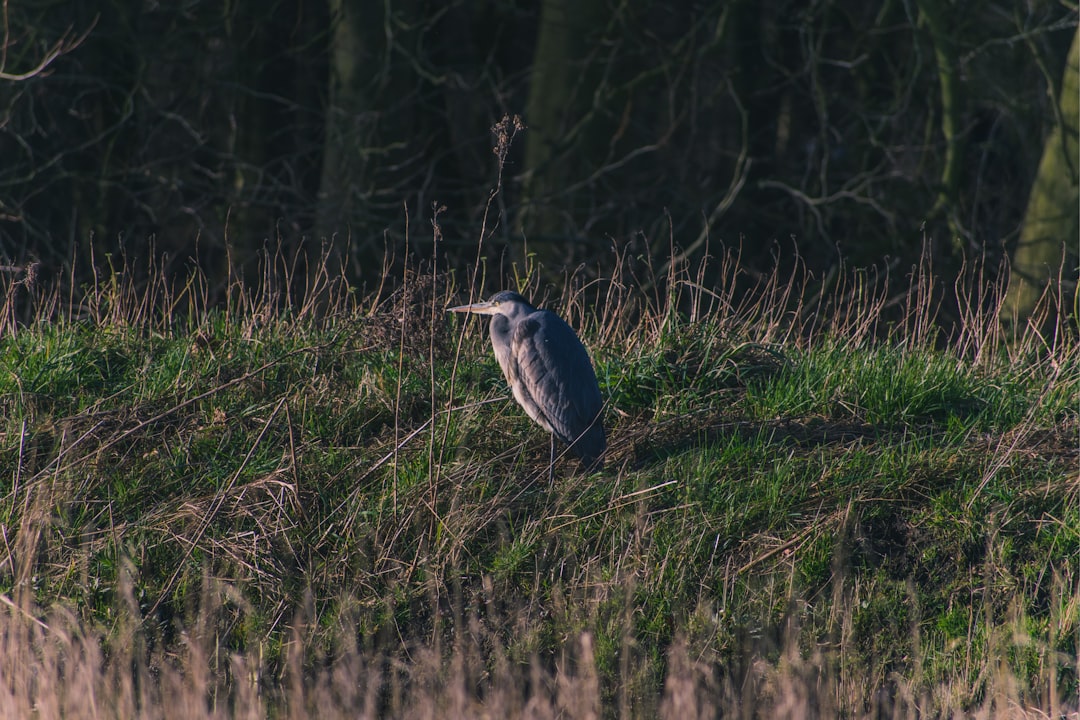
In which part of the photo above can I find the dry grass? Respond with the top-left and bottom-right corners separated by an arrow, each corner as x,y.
0,575 -> 1074,718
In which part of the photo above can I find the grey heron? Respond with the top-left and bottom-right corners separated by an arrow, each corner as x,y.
448,291 -> 606,473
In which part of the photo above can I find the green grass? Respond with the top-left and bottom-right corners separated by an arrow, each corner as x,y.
0,251 -> 1076,718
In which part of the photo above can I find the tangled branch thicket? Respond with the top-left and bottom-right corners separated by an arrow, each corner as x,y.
0,2 -> 1075,311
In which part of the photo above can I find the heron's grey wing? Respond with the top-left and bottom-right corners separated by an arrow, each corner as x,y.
510,312 -> 605,467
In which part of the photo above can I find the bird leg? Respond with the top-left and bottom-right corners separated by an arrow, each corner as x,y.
548,433 -> 556,485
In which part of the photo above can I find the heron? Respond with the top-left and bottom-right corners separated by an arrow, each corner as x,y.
448,290 -> 606,474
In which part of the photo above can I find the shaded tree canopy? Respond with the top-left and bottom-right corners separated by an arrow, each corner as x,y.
0,1 -> 1075,313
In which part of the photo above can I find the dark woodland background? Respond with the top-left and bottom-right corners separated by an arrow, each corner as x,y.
0,1 -> 1076,319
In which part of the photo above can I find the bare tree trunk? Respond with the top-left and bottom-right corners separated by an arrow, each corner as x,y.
917,0 -> 965,250
317,0 -> 377,276
1005,26 -> 1079,324
516,0 -> 605,271
318,0 -> 426,282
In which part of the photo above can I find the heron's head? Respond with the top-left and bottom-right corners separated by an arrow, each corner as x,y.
446,291 -> 534,319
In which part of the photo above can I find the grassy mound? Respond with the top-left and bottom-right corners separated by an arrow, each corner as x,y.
0,249 -> 1076,718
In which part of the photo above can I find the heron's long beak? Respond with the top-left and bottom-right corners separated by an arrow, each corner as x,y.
446,301 -> 498,315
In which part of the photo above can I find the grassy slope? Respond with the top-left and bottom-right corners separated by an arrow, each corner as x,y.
0,254 -> 1076,718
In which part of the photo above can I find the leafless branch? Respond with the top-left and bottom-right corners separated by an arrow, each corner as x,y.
0,9 -> 96,82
